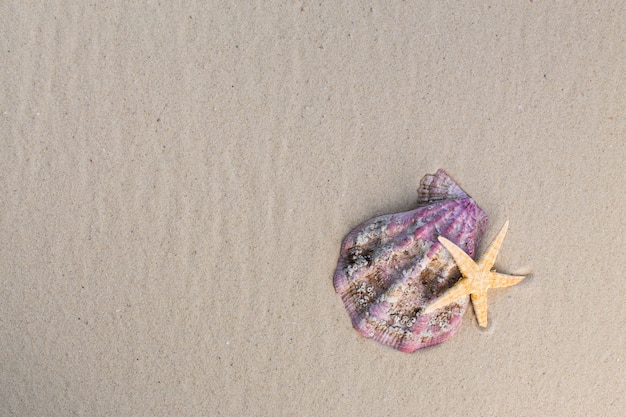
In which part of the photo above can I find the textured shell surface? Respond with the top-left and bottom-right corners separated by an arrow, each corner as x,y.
333,170 -> 488,352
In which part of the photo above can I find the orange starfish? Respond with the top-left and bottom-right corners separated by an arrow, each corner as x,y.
425,220 -> 526,327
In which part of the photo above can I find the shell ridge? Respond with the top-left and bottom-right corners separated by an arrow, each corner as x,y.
417,169 -> 468,205
438,198 -> 488,258
412,201 -> 467,243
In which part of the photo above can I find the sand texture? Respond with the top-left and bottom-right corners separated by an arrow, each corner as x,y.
1,2 -> 624,416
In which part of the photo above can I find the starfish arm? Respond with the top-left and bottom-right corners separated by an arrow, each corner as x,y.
438,236 -> 478,277
470,291 -> 489,327
478,220 -> 509,270
424,280 -> 470,313
489,271 -> 526,289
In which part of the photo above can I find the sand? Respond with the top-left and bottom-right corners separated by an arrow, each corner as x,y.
1,1 -> 624,416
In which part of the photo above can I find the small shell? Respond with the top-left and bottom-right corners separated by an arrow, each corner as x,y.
333,170 -> 488,352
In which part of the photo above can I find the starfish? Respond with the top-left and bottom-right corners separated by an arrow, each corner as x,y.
425,220 -> 526,327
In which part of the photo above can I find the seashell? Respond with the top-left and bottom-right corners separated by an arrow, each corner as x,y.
333,170 -> 488,352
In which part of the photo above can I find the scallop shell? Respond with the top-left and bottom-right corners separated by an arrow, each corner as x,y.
333,170 -> 488,352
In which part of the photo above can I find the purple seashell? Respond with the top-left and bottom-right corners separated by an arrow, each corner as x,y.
333,170 -> 488,352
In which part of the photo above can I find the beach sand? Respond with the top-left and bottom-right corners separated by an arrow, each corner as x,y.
1,2 -> 624,415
